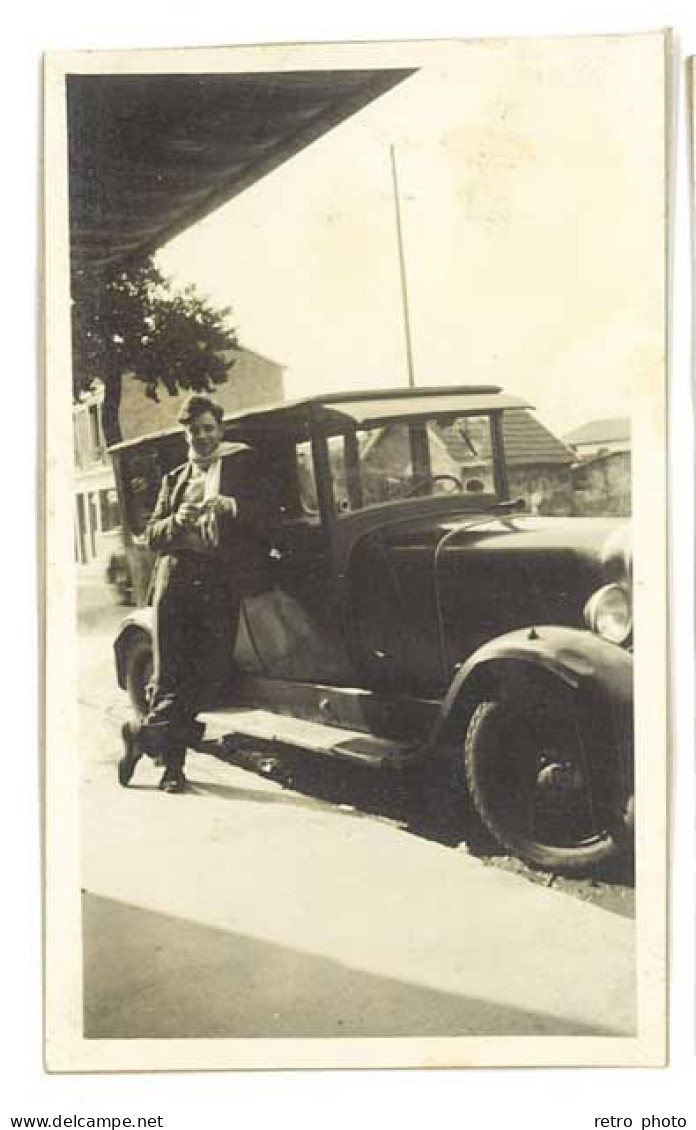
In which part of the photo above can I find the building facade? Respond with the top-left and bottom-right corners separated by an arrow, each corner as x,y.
564,417 -> 631,517
73,388 -> 121,566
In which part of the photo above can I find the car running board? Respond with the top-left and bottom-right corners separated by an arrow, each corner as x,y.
197,707 -> 421,770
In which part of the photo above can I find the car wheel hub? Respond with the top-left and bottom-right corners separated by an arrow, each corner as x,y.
535,753 -> 584,797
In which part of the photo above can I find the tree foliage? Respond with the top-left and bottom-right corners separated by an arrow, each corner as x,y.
71,258 -> 238,444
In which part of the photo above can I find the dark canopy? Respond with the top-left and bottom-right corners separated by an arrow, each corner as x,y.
67,68 -> 416,275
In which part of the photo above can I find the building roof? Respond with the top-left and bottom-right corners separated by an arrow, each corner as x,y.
563,417 -> 631,446
67,69 -> 416,275
497,409 -> 574,467
108,385 -> 530,452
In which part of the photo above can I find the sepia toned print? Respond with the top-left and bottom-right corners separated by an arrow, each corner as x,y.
43,32 -> 668,1070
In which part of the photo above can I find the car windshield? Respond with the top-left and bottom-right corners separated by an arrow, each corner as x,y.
297,414 -> 500,516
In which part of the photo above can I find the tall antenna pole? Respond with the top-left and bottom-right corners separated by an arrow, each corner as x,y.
390,144 -> 416,389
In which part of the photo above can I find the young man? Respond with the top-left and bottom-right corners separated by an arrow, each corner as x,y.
118,393 -> 275,792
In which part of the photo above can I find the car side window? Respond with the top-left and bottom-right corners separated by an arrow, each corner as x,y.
294,441 -> 319,516
295,436 -> 353,516
327,435 -> 351,513
122,449 -> 164,536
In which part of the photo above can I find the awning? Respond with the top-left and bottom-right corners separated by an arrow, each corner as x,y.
67,68 -> 416,275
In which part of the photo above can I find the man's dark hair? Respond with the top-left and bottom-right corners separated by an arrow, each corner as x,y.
178,393 -> 224,426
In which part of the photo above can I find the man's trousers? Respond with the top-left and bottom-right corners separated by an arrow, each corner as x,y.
135,557 -> 240,769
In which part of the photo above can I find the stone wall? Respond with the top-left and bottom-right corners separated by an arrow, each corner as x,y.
571,451 -> 631,517
507,465 -> 574,516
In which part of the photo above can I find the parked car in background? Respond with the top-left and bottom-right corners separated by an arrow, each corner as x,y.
103,527 -> 134,605
112,386 -> 633,874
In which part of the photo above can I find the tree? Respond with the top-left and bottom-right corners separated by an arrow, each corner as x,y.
71,257 -> 238,445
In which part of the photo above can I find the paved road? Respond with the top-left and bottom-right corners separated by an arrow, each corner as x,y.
78,573 -> 635,1041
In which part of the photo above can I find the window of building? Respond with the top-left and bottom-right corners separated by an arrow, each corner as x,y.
75,494 -> 87,564
73,410 -> 88,466
89,404 -> 102,453
88,493 -> 98,557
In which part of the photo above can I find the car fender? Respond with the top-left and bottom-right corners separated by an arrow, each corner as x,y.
113,607 -> 154,689
431,625 -> 633,749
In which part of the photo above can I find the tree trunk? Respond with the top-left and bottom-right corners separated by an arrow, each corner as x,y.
101,370 -> 123,447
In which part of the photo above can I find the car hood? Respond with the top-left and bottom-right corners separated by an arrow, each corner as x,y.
382,512 -> 629,572
363,511 -> 631,673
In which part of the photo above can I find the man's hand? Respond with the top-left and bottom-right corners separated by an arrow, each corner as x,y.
175,503 -> 201,531
202,495 -> 237,518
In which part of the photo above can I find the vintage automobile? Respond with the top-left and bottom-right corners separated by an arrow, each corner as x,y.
111,386 -> 634,874
104,528 -> 134,605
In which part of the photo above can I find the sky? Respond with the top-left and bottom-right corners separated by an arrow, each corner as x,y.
157,34 -> 666,438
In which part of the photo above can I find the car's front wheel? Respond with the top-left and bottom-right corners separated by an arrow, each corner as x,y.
463,695 -> 627,874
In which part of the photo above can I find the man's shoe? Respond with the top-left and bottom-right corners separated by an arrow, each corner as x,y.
158,769 -> 189,794
118,722 -> 142,787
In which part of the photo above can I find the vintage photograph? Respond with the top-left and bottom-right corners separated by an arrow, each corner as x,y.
43,32 -> 668,1070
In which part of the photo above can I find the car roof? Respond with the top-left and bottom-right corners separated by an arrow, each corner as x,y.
108,385 -> 532,453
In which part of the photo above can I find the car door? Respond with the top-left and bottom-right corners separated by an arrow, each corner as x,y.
235,434 -> 352,683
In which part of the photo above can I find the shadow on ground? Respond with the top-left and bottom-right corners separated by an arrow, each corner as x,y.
83,892 -> 623,1039
201,738 -> 634,918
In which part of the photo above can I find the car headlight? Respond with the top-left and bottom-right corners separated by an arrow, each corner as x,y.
584,584 -> 632,646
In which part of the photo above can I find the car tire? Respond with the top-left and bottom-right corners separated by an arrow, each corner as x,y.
125,634 -> 154,718
463,696 -> 625,875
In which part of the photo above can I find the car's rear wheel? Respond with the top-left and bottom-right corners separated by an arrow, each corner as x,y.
125,634 -> 153,718
463,695 -> 625,874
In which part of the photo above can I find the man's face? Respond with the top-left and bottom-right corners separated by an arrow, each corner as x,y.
185,411 -> 224,459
